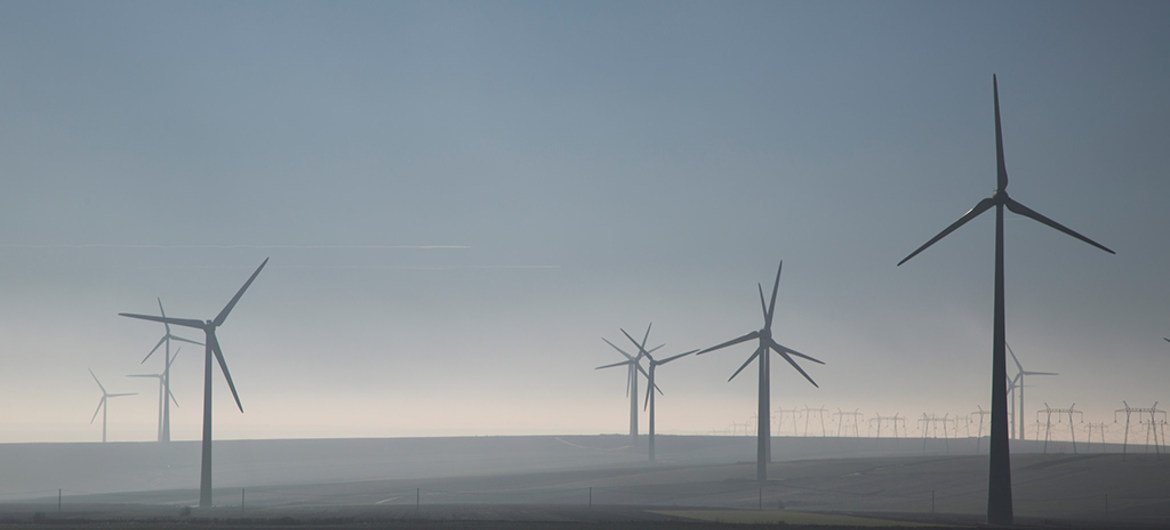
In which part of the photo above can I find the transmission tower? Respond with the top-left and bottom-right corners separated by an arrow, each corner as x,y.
802,404 -> 829,437
970,405 -> 992,452
833,409 -> 864,438
918,413 -> 957,452
1083,422 -> 1108,453
775,407 -> 803,436
1114,401 -> 1167,455
869,413 -> 906,438
1036,402 -> 1083,454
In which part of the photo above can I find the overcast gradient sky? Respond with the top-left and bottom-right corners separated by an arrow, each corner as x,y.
1,0 -> 1168,443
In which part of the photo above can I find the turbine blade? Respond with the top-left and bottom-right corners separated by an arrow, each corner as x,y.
170,335 -> 204,347
697,330 -> 760,355
757,283 -> 768,323
625,366 -> 632,397
1024,371 -> 1058,376
728,346 -> 763,382
210,334 -> 244,413
1006,342 -> 1024,373
994,74 -> 1008,192
770,340 -> 825,365
107,393 -> 137,398
89,368 -> 107,394
167,347 -> 182,369
213,258 -> 269,326
169,386 -> 179,408
126,374 -> 160,379
90,398 -> 104,424
157,297 -> 171,334
141,335 -> 167,364
647,344 -> 665,355
1004,197 -> 1115,254
120,313 -> 205,329
595,359 -> 633,370
601,338 -> 636,361
1165,337 -> 1169,343
658,349 -> 698,365
632,359 -> 651,381
620,328 -> 648,356
767,260 -> 782,327
897,198 -> 995,266
640,323 -> 652,352
775,348 -> 819,388
643,375 -> 653,411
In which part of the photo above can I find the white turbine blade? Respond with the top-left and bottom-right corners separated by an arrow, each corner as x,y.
601,337 -> 636,362
157,297 -> 171,334
1024,371 -> 1058,376
757,283 -> 768,323
107,392 -> 137,398
210,333 -> 244,413
1004,197 -> 1114,255
774,348 -> 819,388
121,313 -> 205,329
646,344 -> 665,355
167,347 -> 182,369
170,335 -> 204,347
213,258 -> 269,326
640,323 -> 652,352
897,197 -> 995,266
141,335 -> 167,364
168,385 -> 179,408
770,340 -> 825,365
767,260 -> 782,327
1006,342 -> 1026,374
727,346 -> 763,382
595,359 -> 633,370
89,368 -> 107,394
90,398 -> 104,424
620,328 -> 649,356
698,330 -> 760,355
658,349 -> 698,365
625,366 -> 632,397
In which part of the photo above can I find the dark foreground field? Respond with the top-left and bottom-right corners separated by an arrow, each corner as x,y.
2,435 -> 1168,528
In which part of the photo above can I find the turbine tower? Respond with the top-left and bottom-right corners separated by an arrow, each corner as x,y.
140,298 -> 202,443
88,369 -> 136,443
597,325 -> 661,441
127,347 -> 182,442
1007,343 -> 1056,441
620,328 -> 695,463
896,76 -> 1113,525
119,258 -> 268,508
696,260 -> 824,481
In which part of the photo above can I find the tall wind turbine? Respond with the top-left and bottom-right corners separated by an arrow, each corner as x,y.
598,324 -> 658,441
119,258 -> 268,508
696,261 -> 824,480
619,328 -> 695,463
1007,343 -> 1056,441
897,76 -> 1113,525
140,298 -> 202,443
89,369 -> 137,443
128,347 -> 182,442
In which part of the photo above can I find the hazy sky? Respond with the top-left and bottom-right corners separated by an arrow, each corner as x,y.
2,1 -> 1168,443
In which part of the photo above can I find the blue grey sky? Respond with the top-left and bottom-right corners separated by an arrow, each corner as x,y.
1,1 -> 1168,442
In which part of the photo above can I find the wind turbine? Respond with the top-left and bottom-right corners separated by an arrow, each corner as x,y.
89,369 -> 136,443
696,260 -> 824,481
128,347 -> 183,442
140,298 -> 202,443
119,258 -> 268,508
1007,343 -> 1056,441
897,76 -> 1113,525
597,324 -> 659,441
619,328 -> 695,463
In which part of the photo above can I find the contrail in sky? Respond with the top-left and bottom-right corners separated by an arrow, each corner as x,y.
0,244 -> 471,250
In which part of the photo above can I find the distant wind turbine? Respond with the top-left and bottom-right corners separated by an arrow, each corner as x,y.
89,369 -> 136,443
897,75 -> 1113,525
696,260 -> 824,481
119,258 -> 268,508
139,298 -> 202,443
1006,343 -> 1056,441
597,324 -> 659,441
128,347 -> 183,442
619,328 -> 695,463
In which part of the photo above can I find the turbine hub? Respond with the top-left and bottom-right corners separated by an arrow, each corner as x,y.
759,328 -> 771,340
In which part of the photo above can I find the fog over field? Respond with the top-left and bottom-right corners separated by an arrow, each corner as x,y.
2,1 -> 1169,527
